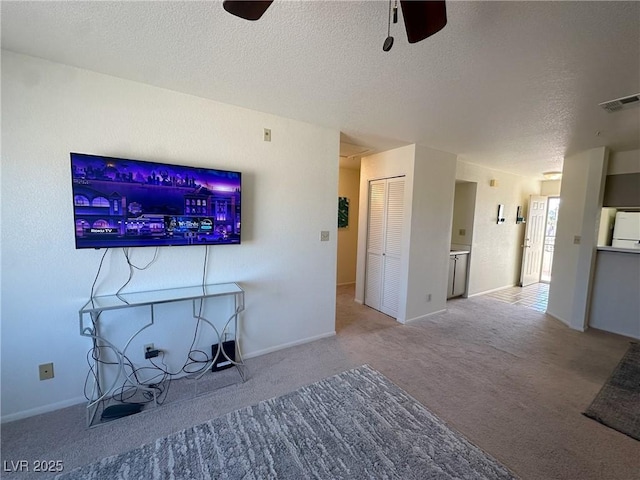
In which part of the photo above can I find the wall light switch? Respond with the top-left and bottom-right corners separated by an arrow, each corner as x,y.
320,231 -> 330,242
459,228 -> 466,236
573,235 -> 581,245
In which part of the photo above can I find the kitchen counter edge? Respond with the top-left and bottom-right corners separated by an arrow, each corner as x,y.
597,246 -> 640,255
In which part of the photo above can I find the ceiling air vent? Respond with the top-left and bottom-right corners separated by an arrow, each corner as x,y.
599,93 -> 640,113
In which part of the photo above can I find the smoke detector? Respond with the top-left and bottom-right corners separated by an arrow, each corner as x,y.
599,93 -> 640,113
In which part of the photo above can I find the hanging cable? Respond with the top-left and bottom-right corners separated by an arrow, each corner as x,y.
90,248 -> 109,301
116,247 -> 159,297
383,0 -> 395,52
202,245 -> 209,287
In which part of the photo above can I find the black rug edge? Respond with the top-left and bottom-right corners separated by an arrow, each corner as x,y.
582,342 -> 640,442
581,411 -> 640,442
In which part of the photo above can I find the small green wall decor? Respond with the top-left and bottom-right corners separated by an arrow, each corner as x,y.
338,197 -> 349,228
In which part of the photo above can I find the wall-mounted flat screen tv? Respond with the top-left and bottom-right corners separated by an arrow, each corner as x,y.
70,153 -> 241,249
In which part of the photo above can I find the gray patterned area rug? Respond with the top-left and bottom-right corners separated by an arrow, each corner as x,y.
584,343 -> 640,441
58,365 -> 516,479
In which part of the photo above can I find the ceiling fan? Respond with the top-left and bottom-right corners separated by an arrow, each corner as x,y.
222,0 -> 447,48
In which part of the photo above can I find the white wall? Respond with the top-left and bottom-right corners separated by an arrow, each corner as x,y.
540,180 -> 561,197
337,167 -> 360,285
451,182 -> 476,246
608,149 -> 640,175
1,52 -> 340,421
405,145 -> 457,321
547,147 -> 608,331
354,144 -> 457,323
355,145 -> 415,319
455,161 -> 540,295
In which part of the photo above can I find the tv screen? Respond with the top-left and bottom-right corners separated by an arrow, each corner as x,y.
70,153 -> 241,249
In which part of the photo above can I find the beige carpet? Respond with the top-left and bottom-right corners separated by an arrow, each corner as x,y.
2,284 -> 639,479
57,366 -> 517,480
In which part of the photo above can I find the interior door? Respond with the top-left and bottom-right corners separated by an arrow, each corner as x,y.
520,195 -> 548,286
365,180 -> 385,311
364,177 -> 404,318
380,179 -> 404,316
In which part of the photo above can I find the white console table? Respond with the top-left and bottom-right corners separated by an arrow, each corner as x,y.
79,282 -> 245,426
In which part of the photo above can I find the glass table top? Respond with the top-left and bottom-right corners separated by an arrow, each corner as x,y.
80,283 -> 243,313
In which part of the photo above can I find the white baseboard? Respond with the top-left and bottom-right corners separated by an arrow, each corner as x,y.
404,309 -> 447,324
468,284 -> 518,297
243,331 -> 336,360
588,325 -> 640,340
545,310 -> 568,326
2,332 -> 337,424
545,311 -> 588,332
1,396 -> 86,424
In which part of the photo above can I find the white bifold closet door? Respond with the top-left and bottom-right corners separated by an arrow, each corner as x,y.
365,177 -> 405,318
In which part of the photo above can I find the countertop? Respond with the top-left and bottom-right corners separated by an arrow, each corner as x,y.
450,250 -> 470,255
597,246 -> 640,255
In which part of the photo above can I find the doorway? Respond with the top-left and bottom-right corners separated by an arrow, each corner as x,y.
520,195 -> 548,287
540,197 -> 559,283
520,195 -> 560,287
449,180 -> 477,300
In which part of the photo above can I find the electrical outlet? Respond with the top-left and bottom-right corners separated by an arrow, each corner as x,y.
144,343 -> 160,359
320,231 -> 330,242
263,128 -> 271,142
459,228 -> 466,236
39,363 -> 54,381
145,349 -> 160,359
573,235 -> 581,245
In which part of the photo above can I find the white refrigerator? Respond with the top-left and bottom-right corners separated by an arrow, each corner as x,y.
612,211 -> 640,249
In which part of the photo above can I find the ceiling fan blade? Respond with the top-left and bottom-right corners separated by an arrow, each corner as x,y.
399,0 -> 447,44
223,1 -> 274,21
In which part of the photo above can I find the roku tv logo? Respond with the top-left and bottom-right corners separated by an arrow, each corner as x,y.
90,228 -> 116,234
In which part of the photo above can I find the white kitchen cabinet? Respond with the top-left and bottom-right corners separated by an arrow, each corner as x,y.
448,252 -> 468,299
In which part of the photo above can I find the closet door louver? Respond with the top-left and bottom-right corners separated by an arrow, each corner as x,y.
365,177 -> 405,318
365,180 -> 385,312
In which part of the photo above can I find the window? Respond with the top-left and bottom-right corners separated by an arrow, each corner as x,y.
92,196 -> 109,207
74,195 -> 90,206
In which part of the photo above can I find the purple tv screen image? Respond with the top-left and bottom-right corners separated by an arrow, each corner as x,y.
70,153 -> 241,249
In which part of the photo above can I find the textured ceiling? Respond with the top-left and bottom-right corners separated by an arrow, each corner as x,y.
2,1 -> 639,178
